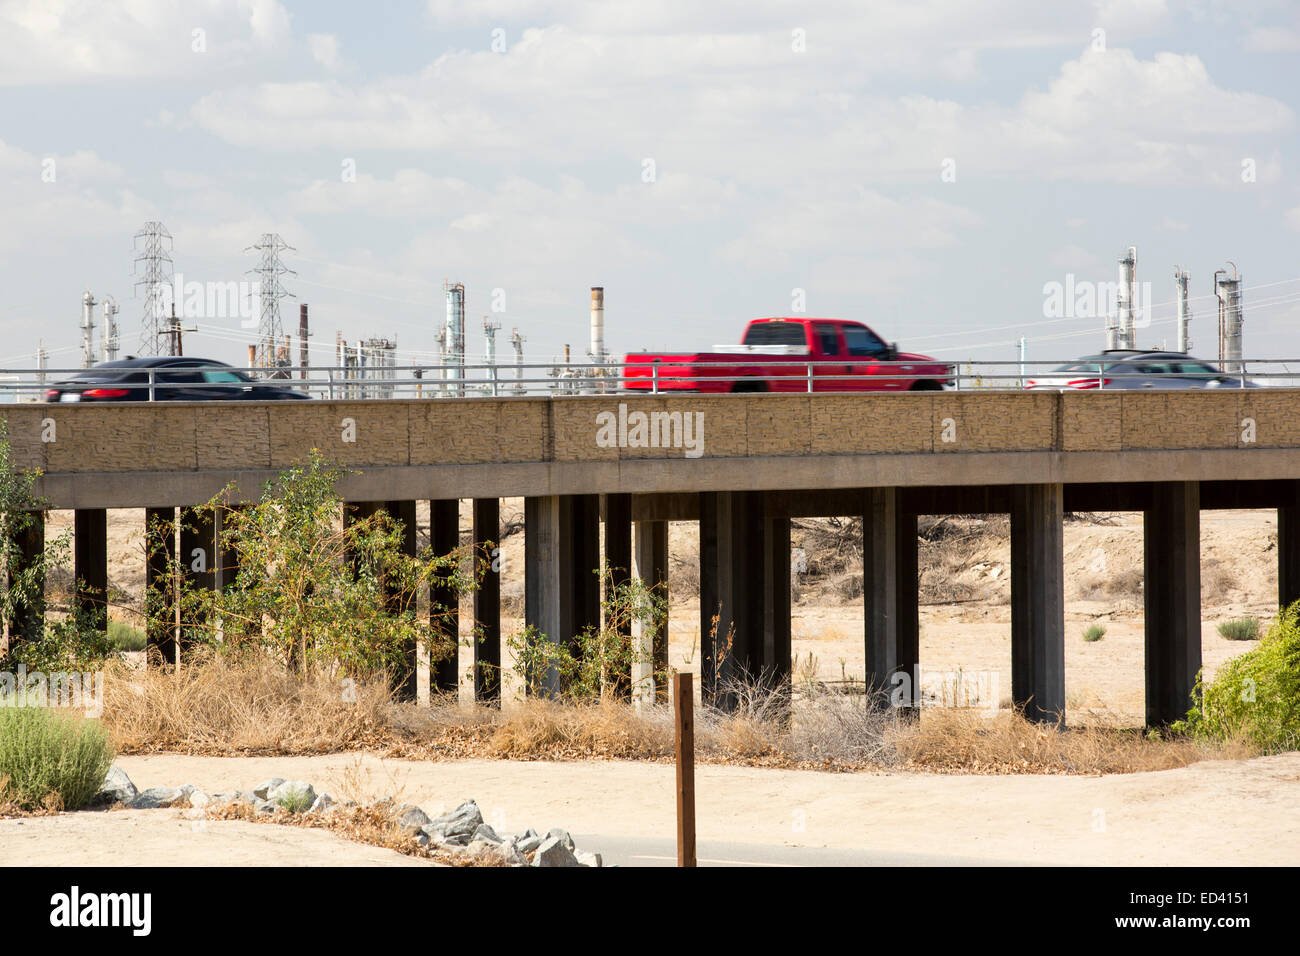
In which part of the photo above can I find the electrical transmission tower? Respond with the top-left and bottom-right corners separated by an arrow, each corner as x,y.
245,234 -> 296,368
132,221 -> 173,356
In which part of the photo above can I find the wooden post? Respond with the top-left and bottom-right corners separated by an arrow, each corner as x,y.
674,671 -> 696,867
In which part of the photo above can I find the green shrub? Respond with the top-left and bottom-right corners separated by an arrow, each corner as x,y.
1082,624 -> 1106,643
108,620 -> 146,652
0,707 -> 114,810
1175,606 -> 1300,752
1217,617 -> 1260,641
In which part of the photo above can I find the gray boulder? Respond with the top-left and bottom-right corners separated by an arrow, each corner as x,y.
396,804 -> 431,831
546,828 -> 576,853
188,790 -> 212,809
95,766 -> 138,805
515,829 -> 544,854
253,799 -> 277,815
252,778 -> 286,800
532,836 -> 581,867
130,787 -> 186,810
424,800 -> 483,845
501,838 -> 529,867
576,850 -> 603,868
309,793 -> 335,814
470,823 -> 502,846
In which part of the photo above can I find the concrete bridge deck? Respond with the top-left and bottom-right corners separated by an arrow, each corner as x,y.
2,391 -> 1295,728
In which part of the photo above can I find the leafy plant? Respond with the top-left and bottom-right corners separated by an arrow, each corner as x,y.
108,620 -> 146,652
1217,617 -> 1260,642
0,706 -> 113,810
1082,623 -> 1106,643
1175,605 -> 1300,752
161,451 -> 477,689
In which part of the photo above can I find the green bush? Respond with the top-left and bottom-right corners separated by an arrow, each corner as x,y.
1217,617 -> 1260,641
0,707 -> 114,810
108,620 -> 146,652
1082,624 -> 1106,643
1175,606 -> 1300,752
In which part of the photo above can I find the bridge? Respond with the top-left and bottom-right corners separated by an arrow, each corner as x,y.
5,388 -> 1300,727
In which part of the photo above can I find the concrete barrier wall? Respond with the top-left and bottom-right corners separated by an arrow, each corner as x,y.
5,391 -> 1286,469
3,391 -> 1293,505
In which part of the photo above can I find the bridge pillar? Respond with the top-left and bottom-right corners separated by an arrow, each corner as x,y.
762,512 -> 792,705
73,509 -> 108,634
863,488 -> 899,701
604,493 -> 633,699
1278,482 -> 1300,610
895,508 -> 920,713
214,505 -> 240,592
524,494 -> 600,696
429,499 -> 460,696
178,507 -> 217,647
386,499 -> 419,700
144,506 -> 177,665
698,491 -> 766,709
1144,481 -> 1202,728
633,519 -> 670,703
7,509 -> 45,646
1011,483 -> 1066,725
472,497 -> 501,703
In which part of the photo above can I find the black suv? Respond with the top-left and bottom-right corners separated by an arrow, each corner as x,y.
44,357 -> 311,403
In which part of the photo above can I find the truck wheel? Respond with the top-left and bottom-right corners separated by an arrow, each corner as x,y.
909,380 -> 943,391
732,379 -> 767,393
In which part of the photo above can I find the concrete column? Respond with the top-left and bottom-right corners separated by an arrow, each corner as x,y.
762,513 -> 792,703
214,505 -> 240,592
1011,483 -> 1066,725
698,491 -> 765,709
698,492 -> 719,699
633,519 -> 670,703
73,508 -> 108,633
895,509 -> 920,713
178,507 -> 217,647
1144,481 -> 1202,728
863,488 -> 899,701
144,506 -> 176,664
472,497 -> 501,704
524,494 -> 600,696
1279,483 -> 1300,610
604,493 -> 632,699
430,499 -> 460,695
8,510 -> 45,645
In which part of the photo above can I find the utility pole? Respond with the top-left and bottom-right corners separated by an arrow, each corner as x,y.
161,304 -> 195,356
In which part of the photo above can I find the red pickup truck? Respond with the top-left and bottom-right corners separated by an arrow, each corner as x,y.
622,318 -> 952,393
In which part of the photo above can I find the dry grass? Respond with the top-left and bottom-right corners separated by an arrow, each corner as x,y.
102,648 -> 396,754
98,654 -> 1258,775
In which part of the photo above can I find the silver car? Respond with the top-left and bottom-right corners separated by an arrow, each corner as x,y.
1025,350 -> 1255,390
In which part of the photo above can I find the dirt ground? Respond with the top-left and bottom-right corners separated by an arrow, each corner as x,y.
3,750 -> 1296,866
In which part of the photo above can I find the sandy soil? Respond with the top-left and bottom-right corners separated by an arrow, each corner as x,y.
3,750 -> 1296,866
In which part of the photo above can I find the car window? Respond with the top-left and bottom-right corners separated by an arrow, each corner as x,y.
814,323 -> 842,356
743,322 -> 807,347
201,369 -> 248,383
155,369 -> 203,384
843,325 -> 889,358
1171,361 -> 1219,376
1130,362 -> 1172,374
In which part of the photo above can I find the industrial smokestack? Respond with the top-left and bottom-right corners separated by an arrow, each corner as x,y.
1116,246 -> 1137,350
1215,264 -> 1243,373
590,287 -> 605,364
299,304 -> 309,380
1174,268 -> 1191,353
80,290 -> 96,368
444,282 -> 465,396
101,296 -> 119,363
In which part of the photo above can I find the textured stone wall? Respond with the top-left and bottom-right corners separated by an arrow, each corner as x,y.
2,390 -> 1293,478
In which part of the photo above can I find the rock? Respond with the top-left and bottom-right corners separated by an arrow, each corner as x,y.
396,804 -> 431,830
309,793 -> 335,814
576,850 -> 603,868
413,830 -> 431,847
424,800 -> 483,845
532,836 -> 581,868
95,766 -> 138,805
516,830 -> 544,854
501,838 -> 529,867
470,824 -> 502,846
546,828 -> 576,853
252,778 -> 286,800
130,787 -> 186,810
253,799 -> 277,815
465,838 -> 497,857
188,790 -> 212,809
266,781 -> 316,810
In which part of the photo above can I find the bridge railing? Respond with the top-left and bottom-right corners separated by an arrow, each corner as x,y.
4,358 -> 1300,402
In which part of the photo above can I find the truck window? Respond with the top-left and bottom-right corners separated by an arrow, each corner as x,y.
813,323 -> 842,356
743,322 -> 807,348
843,324 -> 889,358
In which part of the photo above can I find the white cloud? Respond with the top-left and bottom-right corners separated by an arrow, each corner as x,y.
307,33 -> 341,70
0,0 -> 292,84
1285,206 -> 1300,232
1243,26 -> 1300,52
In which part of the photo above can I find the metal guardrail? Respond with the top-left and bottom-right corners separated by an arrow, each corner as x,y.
2,359 -> 1299,402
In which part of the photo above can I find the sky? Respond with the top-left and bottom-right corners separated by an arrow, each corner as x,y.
1,0 -> 1299,376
